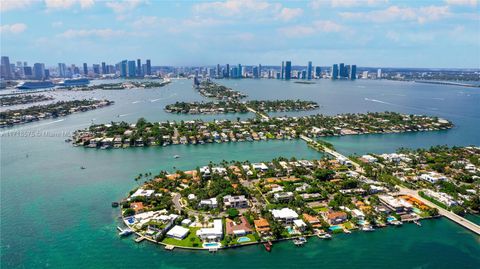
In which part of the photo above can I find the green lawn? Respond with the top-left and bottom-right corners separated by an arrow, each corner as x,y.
236,233 -> 258,244
343,221 -> 354,229
161,227 -> 202,248
312,206 -> 329,213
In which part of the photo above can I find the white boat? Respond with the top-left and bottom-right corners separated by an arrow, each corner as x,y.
318,233 -> 332,239
118,227 -> 133,237
362,225 -> 375,232
173,155 -> 180,159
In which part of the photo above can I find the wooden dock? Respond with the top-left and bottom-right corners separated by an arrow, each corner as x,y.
165,245 -> 175,251
135,236 -> 145,243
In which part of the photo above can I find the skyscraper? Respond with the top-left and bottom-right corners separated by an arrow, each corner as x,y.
281,61 -> 284,79
238,64 -> 242,78
83,63 -> 88,76
345,65 -> 350,79
120,60 -> 127,78
101,62 -> 107,74
137,59 -> 141,76
315,66 -> 321,78
226,64 -> 230,78
253,66 -> 259,78
146,59 -> 151,75
339,63 -> 345,78
1,56 -> 12,79
258,64 -> 262,78
216,64 -> 221,78
377,68 -> 382,79
285,61 -> 291,80
332,64 -> 338,80
58,63 -> 67,78
33,63 -> 45,80
93,64 -> 100,75
127,60 -> 136,77
350,65 -> 356,80
307,61 -> 312,80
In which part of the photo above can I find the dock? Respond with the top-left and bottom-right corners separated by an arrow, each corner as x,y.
165,245 -> 175,251
135,236 -> 146,243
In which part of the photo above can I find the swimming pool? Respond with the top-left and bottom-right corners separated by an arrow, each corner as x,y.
287,226 -> 294,234
329,225 -> 343,231
237,236 -> 251,243
387,216 -> 396,222
126,217 -> 135,224
203,242 -> 222,248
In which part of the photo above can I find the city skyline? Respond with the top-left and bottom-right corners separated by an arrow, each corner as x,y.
1,0 -> 479,68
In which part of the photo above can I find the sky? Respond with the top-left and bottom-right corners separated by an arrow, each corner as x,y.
0,0 -> 479,68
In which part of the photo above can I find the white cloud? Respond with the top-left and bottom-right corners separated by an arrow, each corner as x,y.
310,0 -> 388,9
0,0 -> 33,12
105,0 -> 145,13
0,23 -> 27,34
44,0 -> 95,10
276,7 -> 303,21
193,0 -> 279,16
340,5 -> 451,23
58,28 -> 128,38
278,20 -> 343,38
51,21 -> 64,27
444,0 -> 477,7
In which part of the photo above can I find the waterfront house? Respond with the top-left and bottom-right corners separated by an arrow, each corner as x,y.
254,218 -> 270,234
252,163 -> 269,172
325,211 -> 348,225
379,195 -> 413,213
130,202 -> 145,214
271,208 -> 299,225
302,213 -> 322,228
166,225 -> 189,240
131,189 -> 155,198
223,195 -> 249,208
351,209 -> 365,220
225,216 -> 253,236
197,219 -> 223,241
293,219 -> 307,232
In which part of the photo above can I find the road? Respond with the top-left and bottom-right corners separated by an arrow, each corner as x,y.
397,186 -> 480,236
245,105 -> 270,120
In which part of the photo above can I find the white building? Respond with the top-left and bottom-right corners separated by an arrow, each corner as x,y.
166,225 -> 189,240
271,208 -> 299,225
252,163 -> 269,172
419,172 -> 447,184
199,198 -> 218,208
197,219 -> 223,241
223,195 -> 248,208
131,188 -> 155,198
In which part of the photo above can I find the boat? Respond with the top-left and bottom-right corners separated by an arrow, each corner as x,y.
118,227 -> 133,237
100,145 -> 111,150
80,166 -> 86,169
173,155 -> 180,159
57,78 -> 90,87
361,225 -> 375,232
263,242 -> 272,252
65,138 -> 72,143
293,237 -> 307,246
16,81 -> 55,90
414,220 -> 422,226
111,202 -> 119,207
318,233 -> 332,239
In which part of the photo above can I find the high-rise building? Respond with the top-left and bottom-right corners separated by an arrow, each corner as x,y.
120,60 -> 127,77
281,61 -> 284,79
345,65 -> 350,79
146,59 -> 151,75
101,62 -> 107,74
307,61 -> 312,80
350,65 -> 356,80
216,64 -> 221,78
339,63 -> 345,78
362,71 -> 368,79
33,63 -> 45,80
332,64 -> 338,80
58,63 -> 67,78
23,66 -> 33,78
1,56 -> 12,79
83,63 -> 88,76
253,66 -> 259,78
225,64 -> 230,78
315,66 -> 321,78
377,69 -> 382,79
238,64 -> 242,78
284,61 -> 291,80
127,60 -> 136,77
93,64 -> 100,75
44,69 -> 50,79
136,59 -> 141,76
301,70 -> 307,79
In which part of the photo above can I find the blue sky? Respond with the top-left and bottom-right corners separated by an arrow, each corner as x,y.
1,0 -> 479,68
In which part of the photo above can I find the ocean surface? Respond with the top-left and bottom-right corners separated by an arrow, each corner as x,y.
1,79 -> 479,268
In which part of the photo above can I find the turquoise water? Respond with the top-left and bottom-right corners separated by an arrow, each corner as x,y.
204,243 -> 221,248
1,79 -> 479,268
237,237 -> 251,243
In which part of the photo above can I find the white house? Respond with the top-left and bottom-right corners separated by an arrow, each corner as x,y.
199,198 -> 218,208
419,172 -> 447,184
293,219 -> 307,231
166,225 -> 189,240
131,189 -> 155,198
197,219 -> 223,241
252,163 -> 269,172
271,208 -> 299,225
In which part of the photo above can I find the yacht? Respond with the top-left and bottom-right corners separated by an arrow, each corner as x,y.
16,81 -> 55,89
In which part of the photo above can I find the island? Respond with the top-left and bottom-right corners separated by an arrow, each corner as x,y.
0,94 -> 54,107
72,112 -> 452,149
116,145 -> 479,251
60,79 -> 171,91
196,81 -> 247,101
0,99 -> 113,127
164,100 -> 319,114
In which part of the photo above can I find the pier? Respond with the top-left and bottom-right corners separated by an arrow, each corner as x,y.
397,186 -> 480,235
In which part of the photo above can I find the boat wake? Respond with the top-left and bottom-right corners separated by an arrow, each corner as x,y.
131,101 -> 142,104
364,98 -> 393,105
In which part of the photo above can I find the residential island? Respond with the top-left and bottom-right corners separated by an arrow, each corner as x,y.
117,145 -> 479,251
0,94 -> 54,107
0,99 -> 113,127
72,112 -> 452,149
59,79 -> 171,91
164,100 -> 319,115
196,81 -> 247,101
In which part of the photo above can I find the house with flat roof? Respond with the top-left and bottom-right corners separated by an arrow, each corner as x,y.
196,219 -> 223,241
166,225 -> 189,240
293,219 -> 307,232
131,188 -> 155,198
199,198 -> 218,209
271,208 -> 298,225
273,192 -> 294,203
223,195 -> 249,208
419,172 -> 447,184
